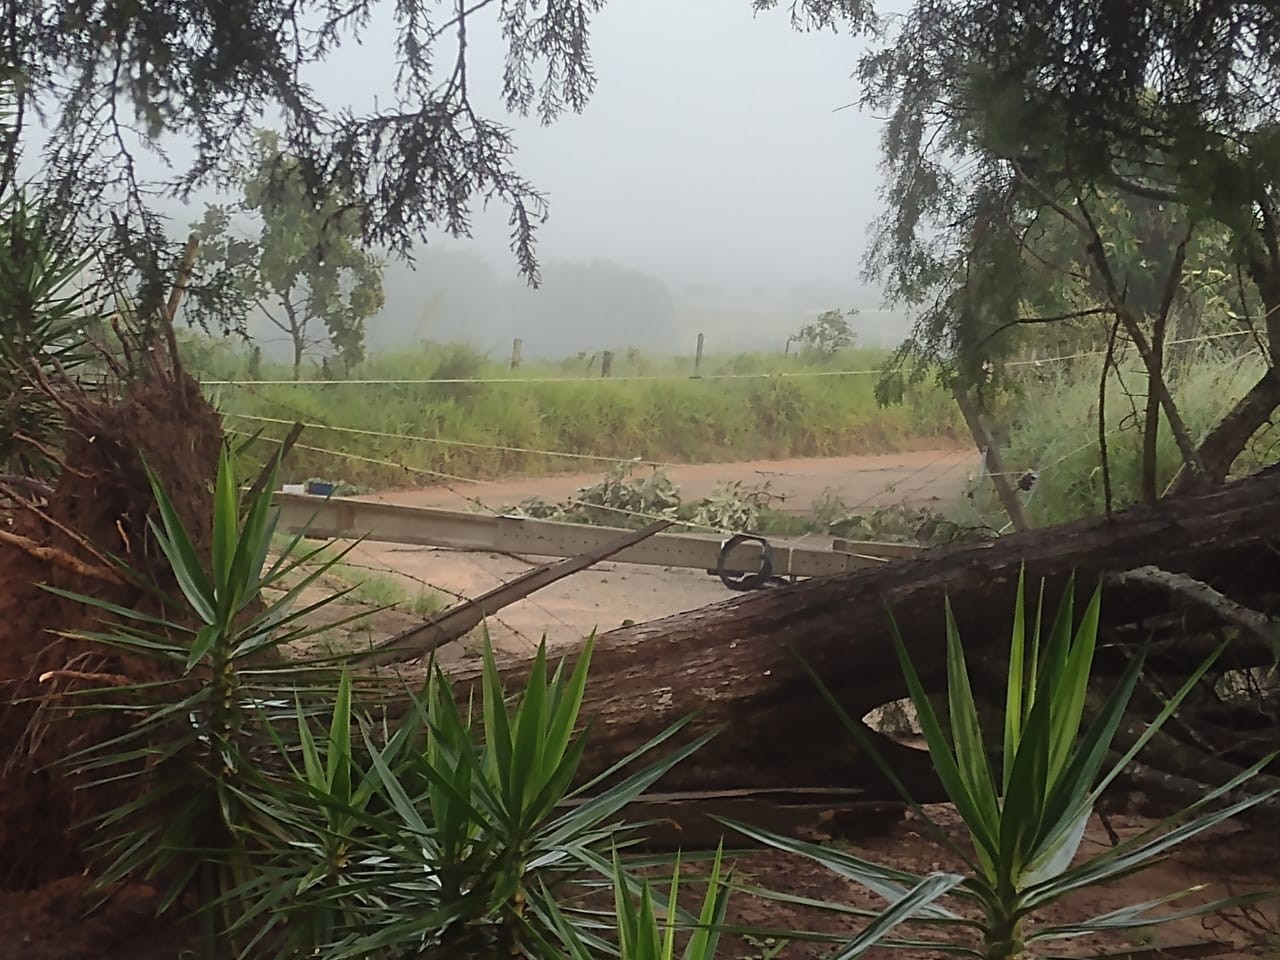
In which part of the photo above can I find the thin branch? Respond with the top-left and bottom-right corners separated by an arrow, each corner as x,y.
257,303 -> 292,336
974,306 -> 1111,352
1075,190 -> 1205,481
1010,161 -> 1089,231
1142,222 -> 1195,503
244,421 -> 305,502
37,669 -> 133,688
1107,173 -> 1182,204
1106,565 -> 1278,651
0,475 -> 55,499
1100,315 -> 1122,520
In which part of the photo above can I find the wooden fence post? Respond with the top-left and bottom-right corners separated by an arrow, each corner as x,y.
510,337 -> 523,369
693,332 -> 705,378
601,350 -> 614,378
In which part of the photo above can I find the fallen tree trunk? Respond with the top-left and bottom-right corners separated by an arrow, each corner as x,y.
394,463 -> 1280,798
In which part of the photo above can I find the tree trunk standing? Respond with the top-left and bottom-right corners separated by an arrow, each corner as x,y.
952,386 -> 1032,531
407,466 -> 1280,796
1181,274 -> 1280,489
282,298 -> 305,381
1141,230 -> 1190,504
1183,368 -> 1280,485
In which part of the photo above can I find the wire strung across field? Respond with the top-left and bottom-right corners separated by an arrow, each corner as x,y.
226,412 -> 678,470
230,429 -> 490,498
218,329 -> 1264,505
205,368 -> 885,386
233,327 -> 1264,568
202,328 -> 1256,388
242,427 -> 578,644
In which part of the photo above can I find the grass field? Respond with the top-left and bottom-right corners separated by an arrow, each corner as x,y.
966,341 -> 1274,527
186,335 -> 966,489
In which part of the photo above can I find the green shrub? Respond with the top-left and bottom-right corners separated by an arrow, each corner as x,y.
50,446 -> 713,959
971,347 -> 1271,527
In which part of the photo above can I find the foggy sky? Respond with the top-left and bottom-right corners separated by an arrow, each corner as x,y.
281,0 -> 890,300
30,2 -> 911,355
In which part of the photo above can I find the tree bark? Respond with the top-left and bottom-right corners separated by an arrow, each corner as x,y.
283,298 -> 305,381
1174,218 -> 1280,491
407,464 -> 1280,797
1141,226 -> 1189,504
1183,365 -> 1280,487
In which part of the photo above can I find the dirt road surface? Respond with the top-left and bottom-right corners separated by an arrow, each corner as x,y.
336,449 -> 977,656
364,448 -> 978,514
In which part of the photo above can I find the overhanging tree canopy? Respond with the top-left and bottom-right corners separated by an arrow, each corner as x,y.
837,0 -> 1280,493
1,0 -> 874,329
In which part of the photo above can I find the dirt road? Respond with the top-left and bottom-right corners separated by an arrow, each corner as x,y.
365,448 -> 978,514
337,449 -> 977,657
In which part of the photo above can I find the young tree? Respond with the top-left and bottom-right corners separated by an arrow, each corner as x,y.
789,308 -> 857,356
193,132 -> 385,378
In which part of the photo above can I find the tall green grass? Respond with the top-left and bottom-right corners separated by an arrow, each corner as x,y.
188,336 -> 965,489
969,344 -> 1273,527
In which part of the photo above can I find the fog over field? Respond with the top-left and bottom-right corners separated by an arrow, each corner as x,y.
117,0 -> 913,360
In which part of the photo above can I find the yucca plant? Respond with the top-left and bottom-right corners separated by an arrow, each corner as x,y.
47,444 -> 372,958
45,439 -> 717,959
727,571 -> 1279,960
0,185 -> 104,477
537,845 -> 733,960
217,667 -> 422,956
286,636 -> 717,959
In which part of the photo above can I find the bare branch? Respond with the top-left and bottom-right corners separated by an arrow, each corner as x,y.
1106,565 -> 1278,651
1142,222 -> 1194,502
1075,190 -> 1206,482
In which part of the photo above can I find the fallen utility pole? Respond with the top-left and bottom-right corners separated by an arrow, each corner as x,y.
272,492 -> 919,577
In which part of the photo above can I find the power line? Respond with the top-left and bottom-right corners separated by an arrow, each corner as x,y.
226,429 -> 501,519
1003,328 -> 1251,368
225,412 -> 677,469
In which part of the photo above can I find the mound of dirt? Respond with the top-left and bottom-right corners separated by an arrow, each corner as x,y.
0,370 -> 223,890
0,877 -> 189,960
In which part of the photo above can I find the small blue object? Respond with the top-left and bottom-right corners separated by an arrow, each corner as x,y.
306,480 -> 336,496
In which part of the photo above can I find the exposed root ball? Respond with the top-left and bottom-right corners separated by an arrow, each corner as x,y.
0,371 -> 222,890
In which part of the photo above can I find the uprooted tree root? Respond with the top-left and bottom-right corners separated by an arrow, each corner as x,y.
0,362 -> 224,891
